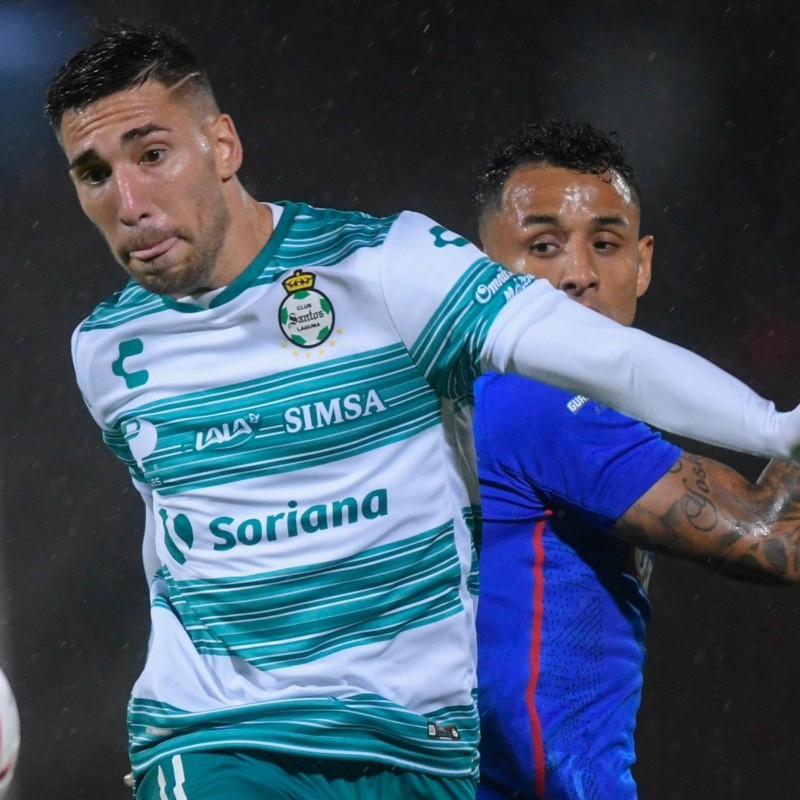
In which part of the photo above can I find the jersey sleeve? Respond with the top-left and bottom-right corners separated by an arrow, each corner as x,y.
379,211 -> 536,399
379,213 -> 800,461
71,323 -> 110,431
475,373 -> 682,532
479,277 -> 800,461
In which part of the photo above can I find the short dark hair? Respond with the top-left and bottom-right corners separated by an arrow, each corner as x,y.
475,119 -> 641,221
45,21 -> 218,130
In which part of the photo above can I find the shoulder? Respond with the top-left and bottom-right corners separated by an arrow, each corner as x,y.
475,372 -> 680,523
475,372 -> 579,426
383,209 -> 472,249
274,200 -> 400,265
473,372 -> 582,470
75,280 -> 164,335
474,370 -> 669,464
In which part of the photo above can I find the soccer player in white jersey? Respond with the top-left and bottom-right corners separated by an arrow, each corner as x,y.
45,22 -> 800,800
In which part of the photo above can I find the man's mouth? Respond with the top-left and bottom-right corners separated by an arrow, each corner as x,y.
129,237 -> 179,262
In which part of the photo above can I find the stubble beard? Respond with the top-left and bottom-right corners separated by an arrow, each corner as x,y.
126,190 -> 232,298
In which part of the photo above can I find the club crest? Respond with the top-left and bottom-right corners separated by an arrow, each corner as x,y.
278,270 -> 335,348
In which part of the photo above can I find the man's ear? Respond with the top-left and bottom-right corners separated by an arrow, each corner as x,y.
636,234 -> 654,297
208,113 -> 243,181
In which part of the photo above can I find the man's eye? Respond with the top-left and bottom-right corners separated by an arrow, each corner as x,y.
80,166 -> 110,185
530,241 -> 557,254
141,148 -> 165,164
594,240 -> 618,252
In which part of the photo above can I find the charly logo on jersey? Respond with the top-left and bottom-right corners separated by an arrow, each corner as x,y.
195,413 -> 261,451
278,270 -> 335,348
112,338 -> 150,388
429,224 -> 469,249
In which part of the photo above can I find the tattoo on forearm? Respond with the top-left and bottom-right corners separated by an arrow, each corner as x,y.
676,454 -> 718,532
718,530 -> 743,548
763,539 -> 788,575
647,456 -> 800,584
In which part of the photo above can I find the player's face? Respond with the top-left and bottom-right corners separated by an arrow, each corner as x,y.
481,165 -> 653,326
59,80 -> 236,297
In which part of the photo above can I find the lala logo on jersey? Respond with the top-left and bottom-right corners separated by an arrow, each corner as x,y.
278,270 -> 334,348
195,413 -> 261,451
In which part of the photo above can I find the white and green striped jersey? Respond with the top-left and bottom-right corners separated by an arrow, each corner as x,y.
72,202 -> 537,781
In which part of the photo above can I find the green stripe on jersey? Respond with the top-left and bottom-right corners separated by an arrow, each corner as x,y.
81,202 -> 397,328
110,344 -> 440,494
128,693 -> 478,779
410,258 -> 536,399
161,522 -> 462,669
80,281 -> 165,331
262,202 -> 398,274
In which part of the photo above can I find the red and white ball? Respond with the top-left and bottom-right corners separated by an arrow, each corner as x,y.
0,669 -> 19,797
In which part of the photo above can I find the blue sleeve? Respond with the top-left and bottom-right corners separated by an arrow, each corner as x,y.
474,372 -> 682,533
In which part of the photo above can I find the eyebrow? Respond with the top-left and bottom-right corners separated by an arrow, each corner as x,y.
521,214 -> 558,226
520,213 -> 629,227
121,123 -> 171,143
593,214 -> 629,227
68,149 -> 100,172
68,124 -> 172,172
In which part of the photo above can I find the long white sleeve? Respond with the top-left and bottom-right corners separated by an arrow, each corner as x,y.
482,279 -> 800,461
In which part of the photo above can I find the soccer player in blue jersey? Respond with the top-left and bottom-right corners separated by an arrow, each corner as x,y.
47,24 -> 800,800
473,119 -> 800,800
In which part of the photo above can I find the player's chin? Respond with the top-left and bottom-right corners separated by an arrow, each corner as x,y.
132,263 -> 209,298
124,268 -> 174,296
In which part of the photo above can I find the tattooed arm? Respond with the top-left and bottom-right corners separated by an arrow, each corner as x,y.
616,455 -> 800,584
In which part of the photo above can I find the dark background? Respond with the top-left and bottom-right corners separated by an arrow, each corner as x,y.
2,0 -> 800,797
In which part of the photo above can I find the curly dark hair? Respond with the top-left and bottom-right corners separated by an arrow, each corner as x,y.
475,120 -> 641,220
45,21 -> 217,131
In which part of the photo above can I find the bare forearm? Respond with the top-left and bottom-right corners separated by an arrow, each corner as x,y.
617,455 -> 800,584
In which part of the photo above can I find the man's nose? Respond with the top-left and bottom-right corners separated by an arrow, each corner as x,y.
558,247 -> 598,295
114,167 -> 152,226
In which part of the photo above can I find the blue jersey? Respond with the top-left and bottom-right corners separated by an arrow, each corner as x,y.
474,373 -> 681,800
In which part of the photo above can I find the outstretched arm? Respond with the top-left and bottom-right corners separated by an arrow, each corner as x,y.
482,279 -> 800,461
616,456 -> 800,584
380,213 -> 800,461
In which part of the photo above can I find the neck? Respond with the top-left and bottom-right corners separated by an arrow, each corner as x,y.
210,182 -> 273,289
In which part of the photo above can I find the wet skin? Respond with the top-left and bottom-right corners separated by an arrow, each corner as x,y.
59,79 -> 271,298
480,164 -> 653,325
